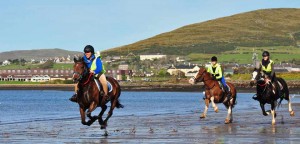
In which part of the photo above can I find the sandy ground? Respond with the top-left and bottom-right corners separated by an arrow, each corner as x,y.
1,103 -> 300,144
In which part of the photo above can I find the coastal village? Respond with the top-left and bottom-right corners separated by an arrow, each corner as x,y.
0,52 -> 299,83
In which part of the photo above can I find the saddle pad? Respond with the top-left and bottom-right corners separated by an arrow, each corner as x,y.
107,81 -> 113,93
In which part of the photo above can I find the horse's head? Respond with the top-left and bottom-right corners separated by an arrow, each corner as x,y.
72,55 -> 87,83
250,68 -> 265,86
189,67 -> 207,84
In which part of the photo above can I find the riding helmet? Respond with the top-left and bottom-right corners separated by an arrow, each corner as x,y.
84,45 -> 95,54
211,56 -> 217,61
262,51 -> 270,57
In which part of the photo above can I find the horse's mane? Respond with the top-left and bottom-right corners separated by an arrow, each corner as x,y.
74,55 -> 84,63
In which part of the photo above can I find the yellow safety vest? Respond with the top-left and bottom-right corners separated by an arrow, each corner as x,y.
261,60 -> 274,73
207,63 -> 222,79
90,56 -> 106,76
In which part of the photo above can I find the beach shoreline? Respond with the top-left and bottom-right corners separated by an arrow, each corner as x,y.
0,82 -> 299,93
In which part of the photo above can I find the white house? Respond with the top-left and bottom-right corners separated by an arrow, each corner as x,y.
31,75 -> 51,82
167,64 -> 200,77
2,60 -> 11,66
140,54 -> 166,61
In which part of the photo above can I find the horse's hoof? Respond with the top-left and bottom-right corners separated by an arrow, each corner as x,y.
102,131 -> 109,136
214,109 -> 219,113
224,119 -> 232,124
101,125 -> 107,129
290,111 -> 295,117
200,114 -> 206,119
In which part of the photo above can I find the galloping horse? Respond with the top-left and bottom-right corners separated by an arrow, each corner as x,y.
250,69 -> 294,125
72,56 -> 123,130
189,67 -> 237,124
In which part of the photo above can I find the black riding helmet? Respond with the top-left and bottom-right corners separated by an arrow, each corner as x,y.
84,45 -> 95,54
262,51 -> 270,57
211,56 -> 217,62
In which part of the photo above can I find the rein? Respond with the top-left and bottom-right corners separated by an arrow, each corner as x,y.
257,82 -> 267,87
257,80 -> 268,95
193,72 -> 216,90
74,62 -> 93,86
82,73 -> 94,86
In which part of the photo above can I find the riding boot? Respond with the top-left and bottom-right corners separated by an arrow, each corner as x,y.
69,92 -> 78,103
223,86 -> 231,103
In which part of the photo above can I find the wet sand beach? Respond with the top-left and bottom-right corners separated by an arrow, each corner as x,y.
1,102 -> 300,143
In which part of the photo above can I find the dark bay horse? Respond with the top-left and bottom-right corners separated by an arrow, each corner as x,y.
250,70 -> 294,125
189,67 -> 237,124
72,56 -> 123,131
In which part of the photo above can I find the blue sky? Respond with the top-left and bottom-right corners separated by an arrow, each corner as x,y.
0,0 -> 299,53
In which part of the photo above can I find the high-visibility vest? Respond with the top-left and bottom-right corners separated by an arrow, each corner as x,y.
90,56 -> 106,75
207,63 -> 222,79
261,60 -> 274,73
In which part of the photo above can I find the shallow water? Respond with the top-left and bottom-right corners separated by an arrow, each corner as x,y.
1,90 -> 300,143
1,90 -> 299,124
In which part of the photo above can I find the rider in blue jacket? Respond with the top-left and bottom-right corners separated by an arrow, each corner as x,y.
69,45 -> 109,102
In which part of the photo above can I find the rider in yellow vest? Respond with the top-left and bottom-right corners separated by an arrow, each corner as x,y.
207,56 -> 231,103
261,51 -> 275,82
253,51 -> 281,100
69,45 -> 109,102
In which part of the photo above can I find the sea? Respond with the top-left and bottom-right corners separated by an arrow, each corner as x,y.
0,90 -> 299,125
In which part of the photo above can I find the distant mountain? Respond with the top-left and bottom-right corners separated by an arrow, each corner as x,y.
103,8 -> 300,56
0,48 -> 81,62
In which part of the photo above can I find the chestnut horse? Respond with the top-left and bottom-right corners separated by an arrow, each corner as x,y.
72,56 -> 123,131
189,67 -> 237,124
250,69 -> 294,125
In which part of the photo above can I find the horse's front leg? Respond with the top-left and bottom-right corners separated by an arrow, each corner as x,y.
85,101 -> 98,125
271,102 -> 277,125
98,105 -> 107,129
200,98 -> 210,119
210,96 -> 218,113
79,106 -> 91,126
260,103 -> 268,116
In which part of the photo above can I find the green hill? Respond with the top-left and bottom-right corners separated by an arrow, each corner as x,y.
103,8 -> 300,56
0,48 -> 81,62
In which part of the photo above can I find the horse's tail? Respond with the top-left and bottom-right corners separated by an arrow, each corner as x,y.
277,77 -> 288,109
228,83 -> 237,108
113,77 -> 124,109
232,89 -> 237,108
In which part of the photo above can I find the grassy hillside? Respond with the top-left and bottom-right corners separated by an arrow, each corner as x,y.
103,8 -> 300,56
0,48 -> 81,62
188,46 -> 300,64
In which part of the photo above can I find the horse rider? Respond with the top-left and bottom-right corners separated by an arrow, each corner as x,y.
207,56 -> 231,102
69,45 -> 109,102
253,51 -> 281,100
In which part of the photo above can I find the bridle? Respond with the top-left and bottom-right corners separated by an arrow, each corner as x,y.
254,72 -> 269,94
73,62 -> 89,83
193,69 -> 216,89
192,70 -> 205,82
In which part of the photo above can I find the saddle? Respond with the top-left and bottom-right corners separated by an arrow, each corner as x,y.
93,78 -> 113,93
217,81 -> 230,93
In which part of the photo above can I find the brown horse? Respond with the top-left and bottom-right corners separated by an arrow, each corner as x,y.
72,56 -> 123,131
189,67 -> 237,124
